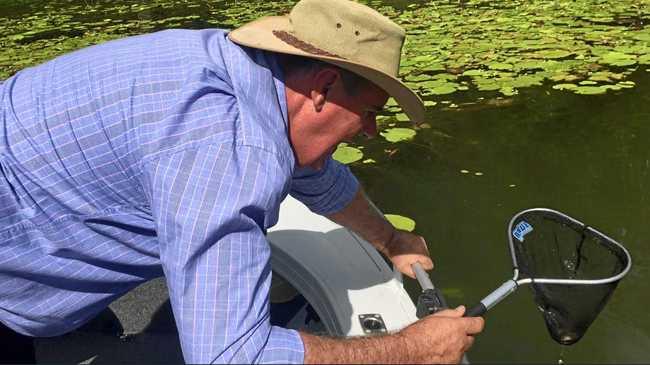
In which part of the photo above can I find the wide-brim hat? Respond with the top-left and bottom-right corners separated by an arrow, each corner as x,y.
228,0 -> 425,124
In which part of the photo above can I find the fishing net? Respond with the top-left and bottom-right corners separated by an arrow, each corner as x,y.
509,209 -> 631,345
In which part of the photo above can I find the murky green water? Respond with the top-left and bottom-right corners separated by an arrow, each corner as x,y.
2,0 -> 649,362
358,72 -> 650,362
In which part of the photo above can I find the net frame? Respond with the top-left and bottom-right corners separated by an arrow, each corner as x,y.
507,208 -> 632,287
465,208 -> 632,317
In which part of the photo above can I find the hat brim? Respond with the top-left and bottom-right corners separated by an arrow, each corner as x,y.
228,15 -> 425,124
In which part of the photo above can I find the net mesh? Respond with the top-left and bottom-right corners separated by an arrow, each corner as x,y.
510,210 -> 629,345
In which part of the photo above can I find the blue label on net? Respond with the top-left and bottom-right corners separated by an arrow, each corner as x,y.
513,220 -> 533,242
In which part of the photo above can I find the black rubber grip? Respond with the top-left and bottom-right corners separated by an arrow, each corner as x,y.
464,302 -> 487,317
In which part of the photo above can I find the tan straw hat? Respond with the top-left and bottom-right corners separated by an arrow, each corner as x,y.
228,0 -> 425,123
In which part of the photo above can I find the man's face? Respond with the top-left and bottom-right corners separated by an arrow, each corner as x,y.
307,83 -> 388,169
284,66 -> 390,170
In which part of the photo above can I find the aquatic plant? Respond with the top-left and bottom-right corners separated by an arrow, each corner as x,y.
2,0 -> 649,165
385,213 -> 416,232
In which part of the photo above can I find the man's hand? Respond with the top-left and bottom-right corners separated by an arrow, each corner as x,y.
326,188 -> 434,278
301,306 -> 484,364
398,306 -> 485,364
382,229 -> 434,279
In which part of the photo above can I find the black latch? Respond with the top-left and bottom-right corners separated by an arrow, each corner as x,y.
416,288 -> 448,318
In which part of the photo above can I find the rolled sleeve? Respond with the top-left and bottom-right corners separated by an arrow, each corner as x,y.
144,143 -> 303,364
289,157 -> 359,215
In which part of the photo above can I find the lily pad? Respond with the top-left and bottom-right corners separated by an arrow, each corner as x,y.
332,144 -> 363,164
430,84 -> 457,95
386,98 -> 399,107
499,86 -> 518,96
553,83 -> 578,90
384,214 -> 416,232
532,49 -> 574,59
618,81 -> 635,89
488,62 -> 514,71
463,69 -> 487,77
2,0 -> 649,98
599,52 -> 637,67
638,54 -> 650,65
395,113 -> 410,122
380,128 -> 417,143
573,85 -> 610,95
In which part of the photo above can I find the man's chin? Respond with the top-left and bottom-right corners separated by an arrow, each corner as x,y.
306,154 -> 330,171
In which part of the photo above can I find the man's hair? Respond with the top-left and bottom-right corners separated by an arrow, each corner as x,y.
279,54 -> 370,95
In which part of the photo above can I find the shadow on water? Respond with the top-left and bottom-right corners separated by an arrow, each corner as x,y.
353,69 -> 650,362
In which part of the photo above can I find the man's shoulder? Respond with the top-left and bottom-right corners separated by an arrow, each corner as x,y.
72,29 -> 234,68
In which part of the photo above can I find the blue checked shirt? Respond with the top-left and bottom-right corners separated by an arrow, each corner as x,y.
0,29 -> 360,363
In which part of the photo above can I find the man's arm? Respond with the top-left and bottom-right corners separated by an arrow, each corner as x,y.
145,146 -> 305,363
301,306 -> 484,364
326,187 -> 433,278
289,163 -> 483,363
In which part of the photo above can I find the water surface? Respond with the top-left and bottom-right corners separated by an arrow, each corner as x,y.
356,73 -> 650,362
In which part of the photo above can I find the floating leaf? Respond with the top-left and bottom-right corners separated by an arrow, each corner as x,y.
510,74 -> 545,88
2,0 -> 648,96
332,145 -> 363,164
572,85 -> 610,95
385,214 -> 416,232
488,62 -> 514,71
463,69 -> 486,77
638,54 -> 650,65
618,81 -> 635,89
380,128 -> 417,143
411,54 -> 438,63
406,73 -> 434,82
499,86 -> 517,96
599,52 -> 637,67
551,72 -> 581,82
395,113 -> 410,122
588,71 -> 623,82
633,33 -> 650,43
430,84 -> 457,95
532,49 -> 573,59
553,83 -> 578,90
386,98 -> 399,107
432,73 -> 458,81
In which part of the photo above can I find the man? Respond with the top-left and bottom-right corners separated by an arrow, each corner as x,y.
0,0 -> 484,363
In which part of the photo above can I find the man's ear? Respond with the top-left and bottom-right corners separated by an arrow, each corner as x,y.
310,68 -> 340,112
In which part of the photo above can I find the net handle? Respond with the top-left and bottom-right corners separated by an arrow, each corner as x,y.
413,262 -> 434,290
463,279 -> 518,317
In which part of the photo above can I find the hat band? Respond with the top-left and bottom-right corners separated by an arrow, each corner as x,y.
272,30 -> 345,59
